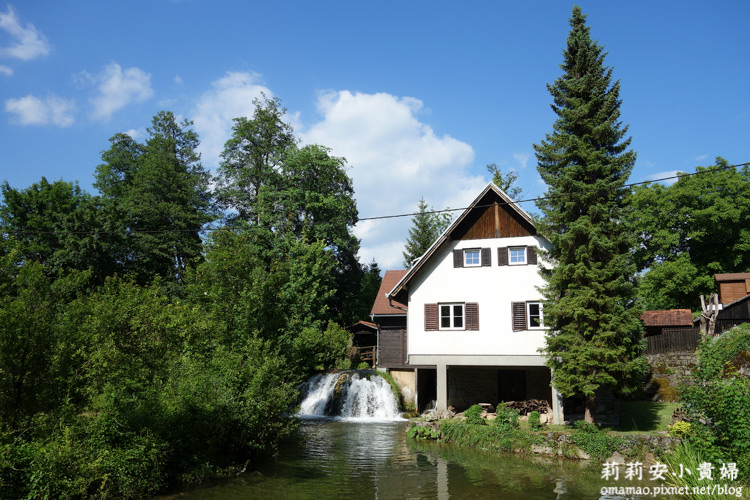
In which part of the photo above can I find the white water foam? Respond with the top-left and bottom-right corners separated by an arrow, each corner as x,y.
298,371 -> 404,421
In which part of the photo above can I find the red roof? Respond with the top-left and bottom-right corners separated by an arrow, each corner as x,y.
370,269 -> 408,316
640,309 -> 693,327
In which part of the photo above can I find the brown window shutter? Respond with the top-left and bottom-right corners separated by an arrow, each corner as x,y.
481,248 -> 491,267
512,302 -> 527,331
497,247 -> 508,266
466,303 -> 479,330
453,249 -> 463,268
425,303 -> 438,330
527,246 -> 538,265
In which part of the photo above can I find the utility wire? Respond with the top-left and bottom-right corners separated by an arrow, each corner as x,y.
2,161 -> 748,236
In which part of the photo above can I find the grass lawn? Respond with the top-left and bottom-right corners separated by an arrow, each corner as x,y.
614,401 -> 680,433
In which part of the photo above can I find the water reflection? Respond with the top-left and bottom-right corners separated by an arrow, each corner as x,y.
161,419 -> 619,499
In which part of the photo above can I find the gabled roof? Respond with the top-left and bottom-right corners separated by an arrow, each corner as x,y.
640,309 -> 693,327
387,182 -> 538,304
370,269 -> 408,316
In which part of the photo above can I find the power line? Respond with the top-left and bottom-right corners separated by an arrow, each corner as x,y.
2,161 -> 748,236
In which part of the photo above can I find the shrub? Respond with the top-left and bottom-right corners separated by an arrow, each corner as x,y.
571,420 -> 625,460
681,324 -> 750,479
493,403 -> 520,430
528,411 -> 544,431
463,404 -> 486,425
667,420 -> 691,438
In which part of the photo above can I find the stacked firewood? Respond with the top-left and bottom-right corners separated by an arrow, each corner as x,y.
504,399 -> 550,415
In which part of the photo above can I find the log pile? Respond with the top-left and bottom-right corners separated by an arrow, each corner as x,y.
504,399 -> 550,415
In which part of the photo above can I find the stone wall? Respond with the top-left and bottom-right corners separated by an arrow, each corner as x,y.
644,352 -> 697,402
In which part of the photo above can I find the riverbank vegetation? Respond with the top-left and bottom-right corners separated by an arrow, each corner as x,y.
408,324 -> 750,486
0,98 -> 378,498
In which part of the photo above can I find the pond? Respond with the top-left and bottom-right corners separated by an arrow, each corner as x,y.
161,419 -> 621,500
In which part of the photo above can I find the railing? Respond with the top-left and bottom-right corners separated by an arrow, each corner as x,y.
357,346 -> 376,367
646,328 -> 700,354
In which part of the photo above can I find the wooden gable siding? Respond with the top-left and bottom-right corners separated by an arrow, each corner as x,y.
718,280 -> 750,305
452,201 -> 534,241
378,326 -> 407,368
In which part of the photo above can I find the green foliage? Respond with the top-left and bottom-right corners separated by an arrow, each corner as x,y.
528,411 -> 543,431
407,425 -> 441,440
402,197 -> 453,268
214,95 -> 364,326
629,159 -> 750,309
662,441 -> 727,500
486,163 -> 523,200
493,403 -> 520,431
95,111 -> 216,283
534,6 -> 646,421
668,420 -> 692,438
570,421 -> 625,460
681,324 -> 750,479
440,419 -> 537,453
463,404 -> 487,425
0,177 -> 112,284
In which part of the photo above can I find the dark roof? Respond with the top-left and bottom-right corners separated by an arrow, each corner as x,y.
370,269 -> 408,316
640,309 -> 693,327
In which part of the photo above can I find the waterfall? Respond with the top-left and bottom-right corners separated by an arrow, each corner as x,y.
298,371 -> 403,421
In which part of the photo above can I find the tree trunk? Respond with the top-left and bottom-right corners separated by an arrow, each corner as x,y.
584,395 -> 596,423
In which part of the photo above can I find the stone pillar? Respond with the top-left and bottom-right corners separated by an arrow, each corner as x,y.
436,362 -> 448,412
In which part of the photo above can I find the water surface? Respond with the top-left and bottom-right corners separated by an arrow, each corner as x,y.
163,419 -> 616,499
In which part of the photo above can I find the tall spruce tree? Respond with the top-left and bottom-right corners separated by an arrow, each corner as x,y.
534,7 -> 646,423
402,197 -> 452,268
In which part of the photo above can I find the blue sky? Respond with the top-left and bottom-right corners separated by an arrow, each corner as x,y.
1,1 -> 748,269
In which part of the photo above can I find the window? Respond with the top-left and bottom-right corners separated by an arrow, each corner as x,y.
440,303 -> 464,329
527,302 -> 544,328
498,246 -> 538,266
509,247 -> 526,265
453,248 -> 491,267
464,249 -> 481,267
425,302 -> 479,331
511,301 -> 544,330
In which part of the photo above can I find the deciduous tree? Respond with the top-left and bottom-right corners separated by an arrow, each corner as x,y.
95,111 -> 215,283
628,158 -> 750,309
534,6 -> 646,423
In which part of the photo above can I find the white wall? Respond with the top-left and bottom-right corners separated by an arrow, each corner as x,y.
407,235 -> 550,358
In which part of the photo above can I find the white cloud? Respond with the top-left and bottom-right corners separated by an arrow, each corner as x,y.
85,63 -> 153,120
647,170 -> 681,186
5,93 -> 74,127
513,152 -> 530,170
0,5 -> 50,61
192,71 -> 272,168
0,64 -> 11,75
174,75 -> 183,85
302,90 -> 484,269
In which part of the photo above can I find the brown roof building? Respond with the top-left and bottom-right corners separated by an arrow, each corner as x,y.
714,273 -> 750,305
370,269 -> 408,317
640,309 -> 693,336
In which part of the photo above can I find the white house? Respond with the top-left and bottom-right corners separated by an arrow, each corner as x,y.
386,182 -> 564,423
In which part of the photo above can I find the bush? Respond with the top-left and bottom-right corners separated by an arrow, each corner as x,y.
681,324 -> 750,479
571,420 -> 625,460
528,411 -> 543,431
493,403 -> 520,430
463,404 -> 486,425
